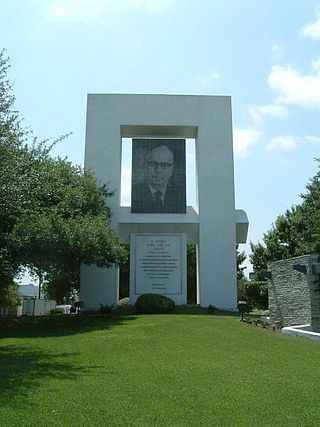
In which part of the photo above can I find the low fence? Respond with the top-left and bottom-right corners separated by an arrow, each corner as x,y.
0,299 -> 56,317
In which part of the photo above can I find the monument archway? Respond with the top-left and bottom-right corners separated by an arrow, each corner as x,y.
81,94 -> 248,309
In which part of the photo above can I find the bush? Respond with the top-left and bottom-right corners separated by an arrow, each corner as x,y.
99,303 -> 114,318
207,304 -> 216,314
245,281 -> 268,309
135,293 -> 175,314
237,279 -> 268,310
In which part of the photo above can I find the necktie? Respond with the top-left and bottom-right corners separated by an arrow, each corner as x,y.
153,190 -> 163,209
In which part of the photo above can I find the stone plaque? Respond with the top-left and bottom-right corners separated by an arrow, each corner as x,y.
130,233 -> 187,304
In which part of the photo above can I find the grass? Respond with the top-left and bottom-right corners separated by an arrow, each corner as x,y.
1,310 -> 320,426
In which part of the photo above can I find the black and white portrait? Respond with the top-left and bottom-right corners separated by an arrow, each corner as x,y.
131,139 -> 186,213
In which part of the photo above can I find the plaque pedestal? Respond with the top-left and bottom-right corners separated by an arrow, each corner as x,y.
130,233 -> 187,305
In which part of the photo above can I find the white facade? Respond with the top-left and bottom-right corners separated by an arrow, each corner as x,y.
81,94 -> 248,309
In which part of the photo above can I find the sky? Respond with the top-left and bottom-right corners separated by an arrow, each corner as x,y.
2,0 -> 320,277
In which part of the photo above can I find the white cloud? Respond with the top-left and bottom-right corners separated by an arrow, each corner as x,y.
304,135 -> 320,144
266,134 -> 320,151
128,0 -> 173,13
44,0 -> 173,21
233,129 -> 260,158
267,136 -> 298,152
300,12 -> 320,40
249,104 -> 289,122
198,71 -> 220,86
268,64 -> 320,108
271,44 -> 285,60
45,0 -> 111,20
312,58 -> 320,72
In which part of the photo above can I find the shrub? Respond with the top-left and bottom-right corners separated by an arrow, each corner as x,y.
99,303 -> 114,318
245,281 -> 268,309
207,304 -> 216,314
237,279 -> 268,310
135,293 -> 175,314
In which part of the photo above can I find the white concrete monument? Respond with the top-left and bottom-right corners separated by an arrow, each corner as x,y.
81,94 -> 248,309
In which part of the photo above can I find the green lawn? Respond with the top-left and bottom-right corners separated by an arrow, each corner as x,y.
1,311 -> 320,427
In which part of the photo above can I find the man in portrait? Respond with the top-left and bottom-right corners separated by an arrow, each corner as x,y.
131,139 -> 186,213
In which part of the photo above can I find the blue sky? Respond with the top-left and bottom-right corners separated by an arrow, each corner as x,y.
2,0 -> 320,275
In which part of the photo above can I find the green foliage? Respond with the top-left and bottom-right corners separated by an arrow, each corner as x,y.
249,242 -> 269,273
237,278 -> 247,302
207,304 -> 216,314
7,158 -> 126,273
0,49 -> 24,147
250,160 -> 320,272
236,244 -> 246,280
119,244 -> 130,300
187,244 -> 197,304
0,50 -> 127,302
99,303 -> 114,318
135,293 -> 175,313
44,269 -> 79,304
249,207 -> 301,273
240,280 -> 268,310
298,160 -> 320,255
0,280 -> 21,307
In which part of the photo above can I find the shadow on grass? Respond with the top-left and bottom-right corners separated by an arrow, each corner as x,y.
0,345 -> 100,408
172,306 -> 238,317
0,313 -> 137,339
0,307 -> 238,339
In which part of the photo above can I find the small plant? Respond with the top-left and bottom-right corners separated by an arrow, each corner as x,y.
243,312 -> 252,323
272,320 -> 282,331
207,304 -> 216,315
254,319 -> 269,328
99,303 -> 114,318
135,293 -> 175,314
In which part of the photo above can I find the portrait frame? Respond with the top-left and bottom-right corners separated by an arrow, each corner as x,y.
131,138 -> 186,213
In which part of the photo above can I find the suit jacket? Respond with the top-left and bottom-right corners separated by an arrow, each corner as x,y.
131,180 -> 186,213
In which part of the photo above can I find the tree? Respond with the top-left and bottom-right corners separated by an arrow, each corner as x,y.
0,279 -> 22,308
236,245 -> 246,281
44,268 -> 79,304
0,49 -> 29,282
250,159 -> 320,273
298,160 -> 320,255
249,242 -> 268,273
9,157 -> 126,272
0,50 -> 127,301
